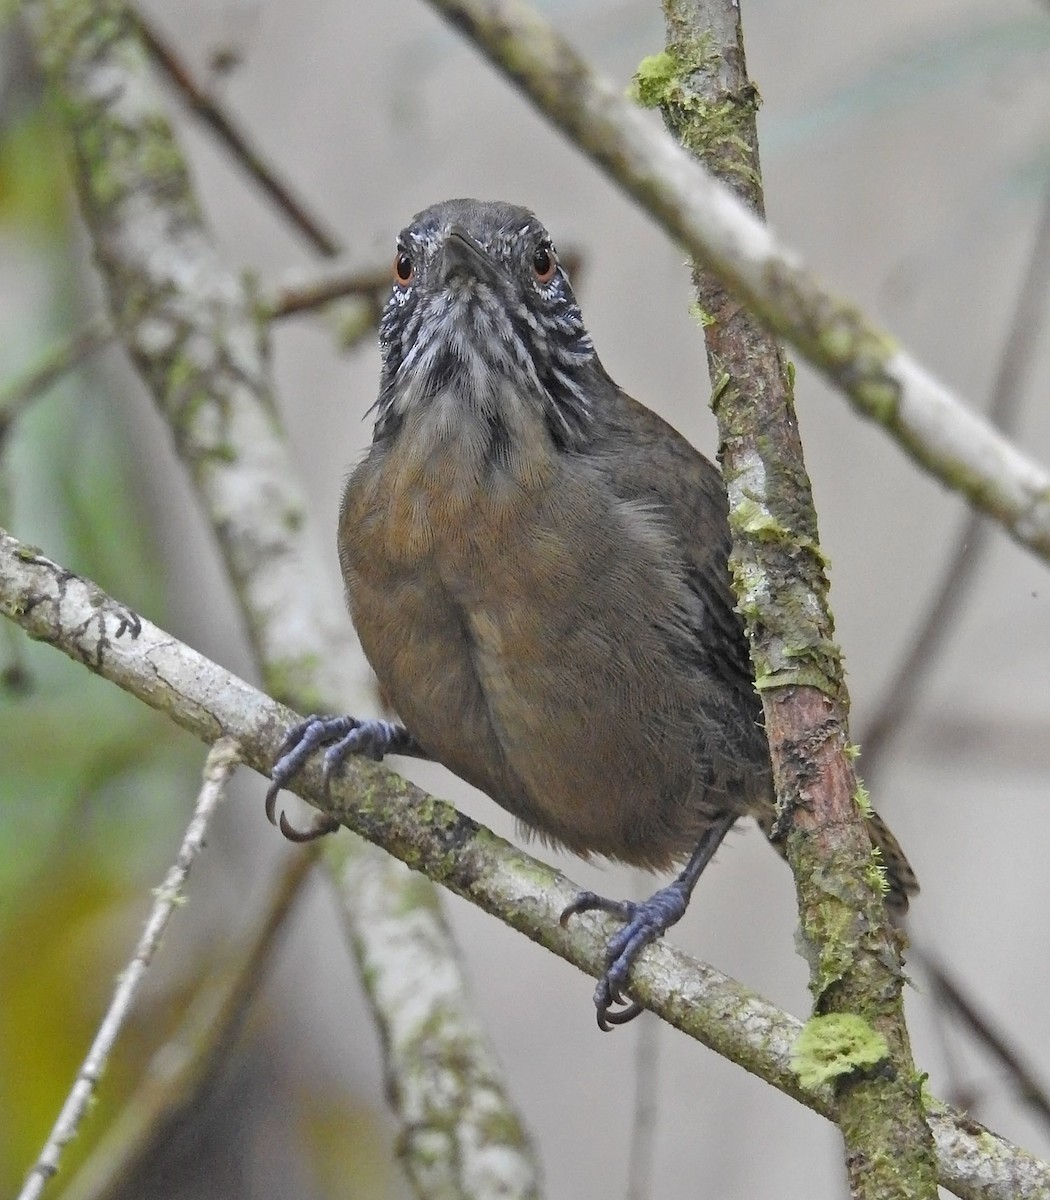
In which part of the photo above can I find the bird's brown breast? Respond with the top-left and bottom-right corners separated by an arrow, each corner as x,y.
338,405 -> 714,867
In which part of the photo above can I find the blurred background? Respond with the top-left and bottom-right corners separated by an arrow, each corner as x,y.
2,0 -> 1049,1196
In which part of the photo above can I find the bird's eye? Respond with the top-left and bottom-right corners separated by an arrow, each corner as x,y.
532,242 -> 557,284
393,249 -> 414,285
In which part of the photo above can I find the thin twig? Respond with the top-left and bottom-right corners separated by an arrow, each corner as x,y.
915,947 -> 1050,1138
0,314 -> 114,438
625,864 -> 660,1200
0,265 -> 389,434
265,265 -> 391,319
264,247 -> 583,321
131,9 -> 343,258
57,848 -> 316,1200
862,185 -> 1050,774
424,0 -> 1050,564
16,737 -> 241,1200
2,531 -> 1048,1200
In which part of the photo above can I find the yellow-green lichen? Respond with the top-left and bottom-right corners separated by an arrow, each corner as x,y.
689,299 -> 715,328
866,846 -> 890,899
791,1013 -> 890,1091
729,497 -> 788,542
628,43 -> 759,187
784,359 -> 796,390
799,861 -> 874,997
262,653 -> 327,710
856,373 -> 902,424
629,51 -> 680,108
709,369 -> 731,407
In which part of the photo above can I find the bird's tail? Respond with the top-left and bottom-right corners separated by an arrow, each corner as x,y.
757,805 -> 919,916
865,810 -> 919,916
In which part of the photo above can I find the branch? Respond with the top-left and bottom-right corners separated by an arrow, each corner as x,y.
2,531 -> 1048,1200
0,314 -> 113,437
653,3 -> 934,1195
22,1 -> 537,1191
263,264 -> 391,319
58,850 -> 316,1200
16,736 -> 240,1200
131,9 -> 343,257
324,838 -> 542,1199
624,993 -> 660,1200
424,0 -> 1050,565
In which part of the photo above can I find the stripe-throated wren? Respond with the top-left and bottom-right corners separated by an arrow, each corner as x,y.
267,199 -> 917,1028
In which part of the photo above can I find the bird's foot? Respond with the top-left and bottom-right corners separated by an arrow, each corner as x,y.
561,879 -> 691,1030
265,715 -> 418,841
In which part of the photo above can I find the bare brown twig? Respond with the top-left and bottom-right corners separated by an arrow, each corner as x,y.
131,9 -> 343,258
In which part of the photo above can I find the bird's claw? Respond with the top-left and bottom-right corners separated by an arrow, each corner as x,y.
561,881 -> 691,1030
266,714 -> 405,841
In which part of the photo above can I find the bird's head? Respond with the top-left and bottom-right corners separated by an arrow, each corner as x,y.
374,199 -> 599,450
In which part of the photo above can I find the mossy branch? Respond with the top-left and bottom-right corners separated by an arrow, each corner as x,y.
2,530 -> 1048,1200
651,2 -> 937,1196
425,0 -> 1050,565
21,1 -> 540,1194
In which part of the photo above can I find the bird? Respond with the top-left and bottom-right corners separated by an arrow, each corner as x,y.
266,198 -> 918,1028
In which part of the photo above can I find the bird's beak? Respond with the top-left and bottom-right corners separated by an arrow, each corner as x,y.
438,226 -> 504,288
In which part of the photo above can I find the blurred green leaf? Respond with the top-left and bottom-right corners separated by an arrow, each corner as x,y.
0,125 -> 204,1186
0,103 -> 71,240
0,857 -> 145,1194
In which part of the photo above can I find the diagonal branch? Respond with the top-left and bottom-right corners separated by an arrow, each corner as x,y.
57,848 -> 316,1200
424,0 -> 1050,565
131,9 -> 343,257
16,736 -> 241,1200
1,530 -> 1048,1200
21,2 -> 540,1193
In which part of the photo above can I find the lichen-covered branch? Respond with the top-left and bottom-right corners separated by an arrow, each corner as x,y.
2,531 -> 1048,1200
651,3 -> 936,1196
21,2 -> 539,1192
425,0 -> 1050,565
325,840 -> 542,1200
23,0 -> 351,708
